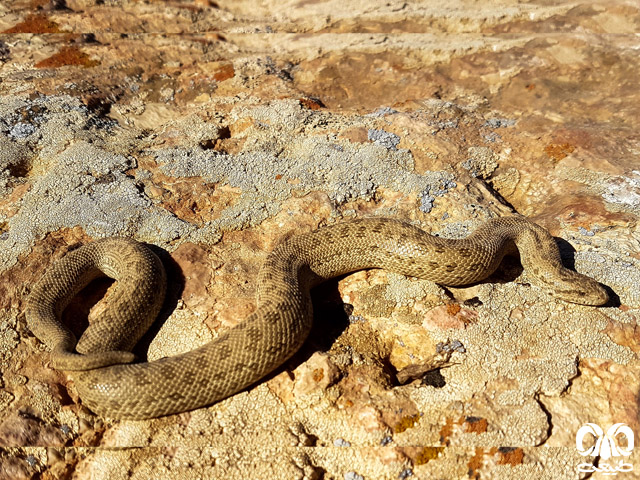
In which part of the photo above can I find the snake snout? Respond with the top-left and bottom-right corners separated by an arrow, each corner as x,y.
551,278 -> 609,306
581,283 -> 609,306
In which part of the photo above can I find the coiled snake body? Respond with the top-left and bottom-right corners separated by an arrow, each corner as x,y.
25,217 -> 608,419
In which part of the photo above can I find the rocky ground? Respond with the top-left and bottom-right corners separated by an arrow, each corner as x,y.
0,0 -> 639,479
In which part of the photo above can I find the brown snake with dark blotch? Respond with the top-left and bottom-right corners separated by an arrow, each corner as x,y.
25,216 -> 608,419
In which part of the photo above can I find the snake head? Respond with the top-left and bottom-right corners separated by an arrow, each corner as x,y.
545,273 -> 609,306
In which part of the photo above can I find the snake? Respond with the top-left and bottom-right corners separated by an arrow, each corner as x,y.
25,216 -> 609,419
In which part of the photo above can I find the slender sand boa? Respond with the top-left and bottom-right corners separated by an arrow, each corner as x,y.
25,216 -> 608,419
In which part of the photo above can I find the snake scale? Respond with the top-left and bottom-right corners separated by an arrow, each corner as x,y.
25,216 -> 608,419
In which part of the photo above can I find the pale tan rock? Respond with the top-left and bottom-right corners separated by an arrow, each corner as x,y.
292,352 -> 340,398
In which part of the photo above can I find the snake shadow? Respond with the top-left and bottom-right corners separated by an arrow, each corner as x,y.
282,278 -> 352,369
247,277 -> 356,394
145,248 -> 352,389
61,243 -> 186,360
470,237 -> 618,308
260,235 -> 621,393
555,237 -> 619,307
143,248 -> 351,391
61,240 -> 347,378
62,235 -> 619,399
148,236 -> 619,417
133,244 -> 186,356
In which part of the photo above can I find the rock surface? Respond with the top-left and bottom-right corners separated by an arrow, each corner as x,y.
0,0 -> 639,479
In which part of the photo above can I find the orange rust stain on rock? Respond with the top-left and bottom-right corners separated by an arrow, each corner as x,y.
464,416 -> 488,434
3,14 -> 61,33
446,303 -> 461,316
467,447 -> 486,479
213,63 -> 234,81
299,97 -> 324,110
35,46 -> 99,69
497,447 -> 524,466
544,143 -> 575,161
439,415 -> 468,445
312,368 -> 325,382
439,417 -> 454,445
